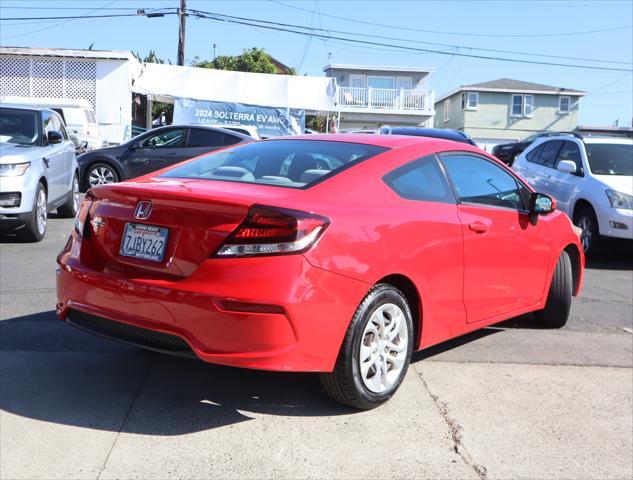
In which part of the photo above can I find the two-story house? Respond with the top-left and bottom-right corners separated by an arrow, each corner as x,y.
434,78 -> 586,151
324,64 -> 435,130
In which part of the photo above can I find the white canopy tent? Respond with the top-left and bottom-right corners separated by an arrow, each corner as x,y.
132,63 -> 337,112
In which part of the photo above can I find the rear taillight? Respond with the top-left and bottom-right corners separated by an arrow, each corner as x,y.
214,205 -> 329,258
74,190 -> 95,237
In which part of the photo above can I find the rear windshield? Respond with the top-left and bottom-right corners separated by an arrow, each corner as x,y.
586,143 -> 633,176
160,140 -> 389,188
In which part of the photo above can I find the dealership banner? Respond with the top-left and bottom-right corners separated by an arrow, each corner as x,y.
173,98 -> 305,137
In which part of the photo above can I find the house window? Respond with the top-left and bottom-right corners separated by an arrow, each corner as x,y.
511,94 -> 534,117
443,99 -> 450,122
559,96 -> 571,114
524,95 -> 534,116
350,74 -> 364,89
367,76 -> 395,89
461,92 -> 478,110
396,77 -> 412,90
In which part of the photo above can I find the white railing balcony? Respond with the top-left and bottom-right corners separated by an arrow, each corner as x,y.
337,87 -> 434,114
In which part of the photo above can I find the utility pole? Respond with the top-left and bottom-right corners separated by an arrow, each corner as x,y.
177,0 -> 186,66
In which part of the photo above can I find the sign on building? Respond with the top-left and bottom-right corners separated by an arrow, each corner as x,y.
174,98 -> 305,137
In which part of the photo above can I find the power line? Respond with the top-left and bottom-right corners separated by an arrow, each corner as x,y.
197,10 -> 631,66
190,9 -> 633,72
269,0 -> 633,38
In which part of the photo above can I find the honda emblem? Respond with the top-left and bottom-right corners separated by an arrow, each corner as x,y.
134,201 -> 152,220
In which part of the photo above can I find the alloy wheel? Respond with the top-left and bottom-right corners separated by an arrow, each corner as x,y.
577,215 -> 593,253
359,303 -> 409,393
36,188 -> 47,235
89,166 -> 116,186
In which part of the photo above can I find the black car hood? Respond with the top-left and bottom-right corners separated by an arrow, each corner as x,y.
77,144 -> 125,163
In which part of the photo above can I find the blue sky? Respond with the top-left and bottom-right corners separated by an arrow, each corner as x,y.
1,0 -> 632,126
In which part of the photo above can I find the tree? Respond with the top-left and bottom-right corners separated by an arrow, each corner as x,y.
192,47 -> 284,74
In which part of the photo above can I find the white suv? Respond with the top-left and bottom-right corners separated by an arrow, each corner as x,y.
0,104 -> 79,241
513,133 -> 632,256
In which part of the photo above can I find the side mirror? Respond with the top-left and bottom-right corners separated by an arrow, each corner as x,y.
557,160 -> 577,174
129,140 -> 142,150
47,130 -> 63,145
530,192 -> 556,215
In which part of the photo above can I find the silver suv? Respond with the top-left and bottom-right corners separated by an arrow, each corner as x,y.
0,104 -> 79,241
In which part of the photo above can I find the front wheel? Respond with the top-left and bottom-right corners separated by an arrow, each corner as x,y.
319,284 -> 414,409
17,182 -> 47,242
534,251 -> 573,328
575,208 -> 600,257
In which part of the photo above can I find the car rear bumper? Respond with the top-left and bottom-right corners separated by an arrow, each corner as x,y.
56,232 -> 370,372
596,204 -> 633,240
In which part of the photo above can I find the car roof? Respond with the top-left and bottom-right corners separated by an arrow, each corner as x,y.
0,103 -> 52,113
152,124 -> 253,141
260,133 -> 474,150
380,126 -> 475,145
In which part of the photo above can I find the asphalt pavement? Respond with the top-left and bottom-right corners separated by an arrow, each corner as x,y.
1,214 -> 632,480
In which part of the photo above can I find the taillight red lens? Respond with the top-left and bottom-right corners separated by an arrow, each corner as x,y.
74,190 -> 95,237
214,205 -> 329,257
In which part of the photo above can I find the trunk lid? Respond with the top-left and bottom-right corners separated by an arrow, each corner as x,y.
84,178 -> 299,278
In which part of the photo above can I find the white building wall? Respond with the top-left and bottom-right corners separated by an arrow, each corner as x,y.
96,59 -> 133,144
0,53 -> 136,145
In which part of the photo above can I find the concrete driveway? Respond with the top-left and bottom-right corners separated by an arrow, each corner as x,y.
1,215 -> 631,479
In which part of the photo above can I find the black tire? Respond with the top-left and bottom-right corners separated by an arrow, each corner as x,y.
319,284 -> 414,410
57,173 -> 80,218
574,207 -> 600,258
85,162 -> 119,188
17,182 -> 47,242
534,251 -> 573,328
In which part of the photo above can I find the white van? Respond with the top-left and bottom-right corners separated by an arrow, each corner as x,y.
0,96 -> 103,151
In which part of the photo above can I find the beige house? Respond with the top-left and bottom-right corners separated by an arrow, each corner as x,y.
325,64 -> 435,130
434,78 -> 586,151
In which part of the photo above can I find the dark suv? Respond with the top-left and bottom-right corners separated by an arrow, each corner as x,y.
78,125 -> 252,189
379,126 -> 477,145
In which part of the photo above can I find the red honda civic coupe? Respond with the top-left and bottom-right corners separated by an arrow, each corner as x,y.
56,134 -> 584,409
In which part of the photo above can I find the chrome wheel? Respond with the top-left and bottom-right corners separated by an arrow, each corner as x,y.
359,303 -> 409,393
577,215 -> 593,253
36,188 -> 47,235
88,165 -> 116,186
72,175 -> 80,212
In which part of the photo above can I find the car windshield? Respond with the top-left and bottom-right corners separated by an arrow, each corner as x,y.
586,143 -> 633,176
0,108 -> 39,146
160,139 -> 388,188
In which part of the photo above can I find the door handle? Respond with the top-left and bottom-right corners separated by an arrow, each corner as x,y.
468,222 -> 489,234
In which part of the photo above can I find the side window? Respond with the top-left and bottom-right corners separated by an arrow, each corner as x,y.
441,153 -> 526,210
187,129 -> 225,148
42,111 -> 55,143
537,140 -> 563,168
555,141 -> 582,174
141,128 -> 186,148
52,114 -> 68,140
526,144 -> 544,164
223,134 -> 243,147
383,155 -> 455,204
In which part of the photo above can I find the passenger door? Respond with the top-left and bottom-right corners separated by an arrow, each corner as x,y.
185,128 -> 243,159
550,140 -> 583,215
41,111 -> 69,204
440,153 -> 550,323
122,127 -> 188,179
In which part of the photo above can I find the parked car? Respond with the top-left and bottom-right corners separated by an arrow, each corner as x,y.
207,124 -> 260,139
512,133 -> 632,256
379,126 -> 477,145
1,96 -> 103,152
57,134 -> 583,409
0,104 -> 79,241
492,132 -> 562,166
77,125 -> 252,189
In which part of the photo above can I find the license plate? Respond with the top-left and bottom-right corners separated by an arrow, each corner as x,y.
119,222 -> 169,262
